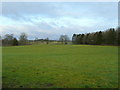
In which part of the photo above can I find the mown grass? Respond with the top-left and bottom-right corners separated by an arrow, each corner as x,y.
2,45 -> 118,88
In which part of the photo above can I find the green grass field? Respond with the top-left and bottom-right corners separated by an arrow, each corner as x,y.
2,45 -> 118,88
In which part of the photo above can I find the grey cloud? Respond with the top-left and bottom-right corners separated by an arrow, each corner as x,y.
1,2 -> 118,29
1,2 -> 118,40
2,2 -> 61,19
2,2 -> 117,22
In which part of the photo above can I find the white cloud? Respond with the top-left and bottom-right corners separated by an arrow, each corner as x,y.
0,2 -> 118,40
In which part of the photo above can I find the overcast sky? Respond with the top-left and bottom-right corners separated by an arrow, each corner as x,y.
0,2 -> 118,40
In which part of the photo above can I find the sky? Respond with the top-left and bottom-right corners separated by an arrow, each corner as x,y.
0,2 -> 118,40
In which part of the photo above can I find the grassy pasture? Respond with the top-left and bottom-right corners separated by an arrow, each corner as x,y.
2,45 -> 118,88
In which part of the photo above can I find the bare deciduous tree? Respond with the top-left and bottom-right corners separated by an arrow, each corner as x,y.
19,33 -> 28,45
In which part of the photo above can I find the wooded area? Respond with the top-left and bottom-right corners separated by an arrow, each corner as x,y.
1,27 -> 120,46
72,27 -> 120,46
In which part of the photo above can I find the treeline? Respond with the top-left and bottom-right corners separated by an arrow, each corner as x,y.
1,33 -> 28,46
72,27 -> 120,46
34,35 -> 70,45
0,33 -> 70,46
1,27 -> 119,46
